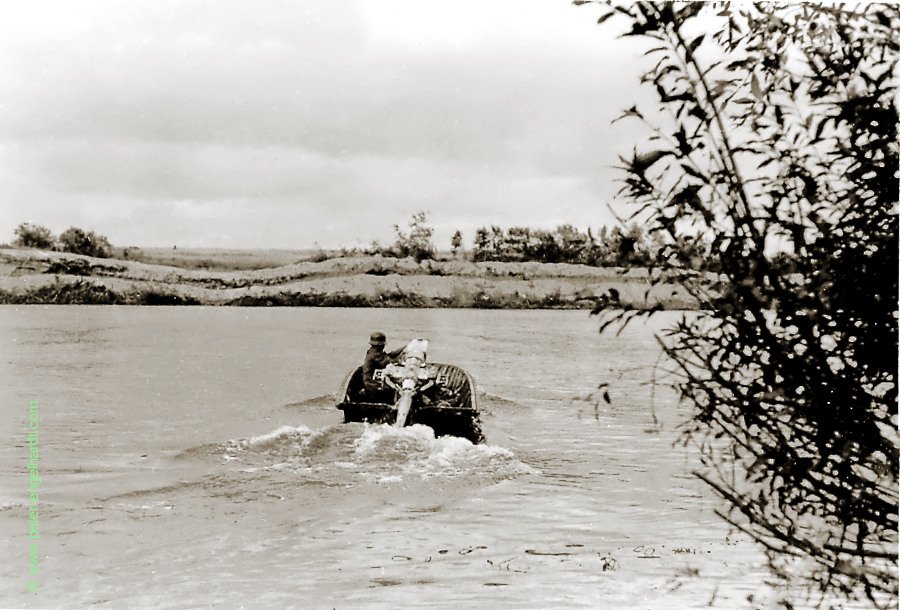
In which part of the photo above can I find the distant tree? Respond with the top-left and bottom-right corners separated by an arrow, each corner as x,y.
613,224 -> 660,267
586,1 -> 898,606
450,230 -> 463,258
588,224 -> 627,267
472,227 -> 491,262
504,227 -> 532,261
554,224 -> 589,263
392,211 -> 435,262
615,231 -> 637,266
532,230 -> 562,264
58,227 -> 112,258
13,223 -> 54,249
465,221 -> 667,266
489,225 -> 504,258
587,225 -> 613,266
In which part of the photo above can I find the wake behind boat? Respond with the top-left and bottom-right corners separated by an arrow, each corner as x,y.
336,341 -> 484,444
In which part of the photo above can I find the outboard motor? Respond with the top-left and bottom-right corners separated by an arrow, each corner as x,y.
384,339 -> 434,427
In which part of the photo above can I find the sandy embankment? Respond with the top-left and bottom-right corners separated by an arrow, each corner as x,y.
0,247 -> 701,309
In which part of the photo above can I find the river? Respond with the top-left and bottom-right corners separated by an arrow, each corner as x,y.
0,306 -> 775,608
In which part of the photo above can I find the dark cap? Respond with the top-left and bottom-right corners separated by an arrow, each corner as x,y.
369,331 -> 386,346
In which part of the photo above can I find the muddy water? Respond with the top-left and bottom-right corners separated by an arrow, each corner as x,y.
0,306 -> 775,608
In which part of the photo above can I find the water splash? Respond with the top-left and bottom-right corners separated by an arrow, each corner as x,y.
352,423 -> 538,481
213,422 -> 537,484
224,424 -> 315,455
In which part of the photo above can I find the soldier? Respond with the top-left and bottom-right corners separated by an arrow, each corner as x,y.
362,331 -> 404,395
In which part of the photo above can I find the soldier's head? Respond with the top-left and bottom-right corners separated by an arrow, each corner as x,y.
369,331 -> 386,349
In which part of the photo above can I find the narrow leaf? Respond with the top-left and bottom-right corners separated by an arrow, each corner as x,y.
750,73 -> 764,100
688,33 -> 706,54
681,163 -> 707,182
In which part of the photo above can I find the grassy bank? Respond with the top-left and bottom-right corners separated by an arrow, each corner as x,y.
0,278 -> 201,305
0,247 -> 702,309
113,246 -> 324,271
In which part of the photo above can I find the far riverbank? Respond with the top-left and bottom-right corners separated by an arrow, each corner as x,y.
0,247 -> 701,309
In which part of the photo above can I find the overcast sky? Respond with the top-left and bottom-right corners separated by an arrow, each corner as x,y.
0,0 -> 653,249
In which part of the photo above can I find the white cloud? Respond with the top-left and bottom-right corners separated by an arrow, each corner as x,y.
0,0 -> 652,249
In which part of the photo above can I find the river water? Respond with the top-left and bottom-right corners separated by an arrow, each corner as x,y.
0,306 -> 776,608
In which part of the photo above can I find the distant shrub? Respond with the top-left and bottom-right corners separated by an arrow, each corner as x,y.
58,227 -> 112,258
309,248 -> 330,263
0,279 -> 123,305
391,211 -> 435,262
364,266 -> 391,276
13,223 -> 55,249
129,290 -> 201,306
121,246 -> 143,260
372,288 -> 430,308
45,259 -> 92,276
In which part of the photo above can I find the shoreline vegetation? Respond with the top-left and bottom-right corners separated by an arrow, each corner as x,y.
0,246 -> 701,309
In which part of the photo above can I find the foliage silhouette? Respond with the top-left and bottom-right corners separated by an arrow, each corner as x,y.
13,223 -> 54,249
391,211 -> 435,262
581,1 -> 898,606
58,227 -> 112,258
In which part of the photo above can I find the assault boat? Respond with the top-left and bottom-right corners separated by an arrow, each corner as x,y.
336,356 -> 484,444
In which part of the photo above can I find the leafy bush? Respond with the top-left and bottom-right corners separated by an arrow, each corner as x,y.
128,290 -> 201,306
45,259 -> 92,276
391,211 -> 435,262
13,223 -> 54,249
58,227 -> 112,258
0,279 -> 123,305
588,1 -> 898,605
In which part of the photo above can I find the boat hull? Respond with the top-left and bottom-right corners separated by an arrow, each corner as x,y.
336,363 -> 484,444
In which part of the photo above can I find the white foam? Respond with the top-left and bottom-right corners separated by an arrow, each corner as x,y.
413,437 -> 538,478
225,424 -> 315,455
351,422 -> 537,480
352,423 -> 436,457
117,500 -> 175,511
246,424 -> 313,446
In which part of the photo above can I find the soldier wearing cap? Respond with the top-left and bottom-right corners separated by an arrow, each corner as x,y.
362,331 -> 404,395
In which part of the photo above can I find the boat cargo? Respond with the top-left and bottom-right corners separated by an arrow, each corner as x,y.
336,362 -> 484,444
